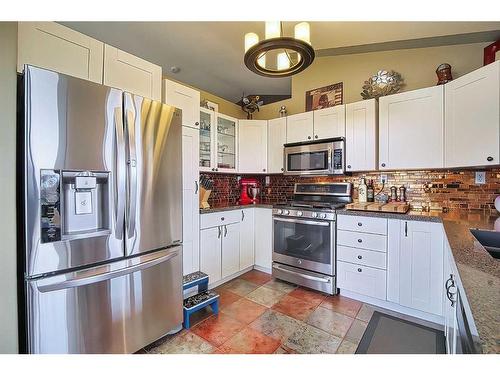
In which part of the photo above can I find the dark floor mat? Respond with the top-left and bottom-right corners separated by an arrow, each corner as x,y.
356,311 -> 446,354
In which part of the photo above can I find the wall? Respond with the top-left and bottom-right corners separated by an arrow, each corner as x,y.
0,22 -> 19,353
255,41 -> 491,119
163,75 -> 246,119
201,168 -> 500,212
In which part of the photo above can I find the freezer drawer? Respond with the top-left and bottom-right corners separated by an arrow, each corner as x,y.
27,247 -> 182,354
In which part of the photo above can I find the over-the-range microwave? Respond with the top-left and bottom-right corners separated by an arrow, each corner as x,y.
283,137 -> 346,176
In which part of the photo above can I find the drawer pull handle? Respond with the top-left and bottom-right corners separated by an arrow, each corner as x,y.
357,222 -> 362,227
357,268 -> 362,273
357,255 -> 362,260
221,217 -> 225,221
357,239 -> 362,243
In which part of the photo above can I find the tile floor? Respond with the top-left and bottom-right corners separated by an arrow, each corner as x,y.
143,270 -> 381,354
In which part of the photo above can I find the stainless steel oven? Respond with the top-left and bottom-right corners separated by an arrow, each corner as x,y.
284,137 -> 345,176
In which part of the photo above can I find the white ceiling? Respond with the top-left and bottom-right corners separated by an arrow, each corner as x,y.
62,22 -> 500,103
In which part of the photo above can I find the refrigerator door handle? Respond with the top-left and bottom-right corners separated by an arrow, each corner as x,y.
36,247 -> 180,293
114,107 -> 126,240
125,108 -> 138,238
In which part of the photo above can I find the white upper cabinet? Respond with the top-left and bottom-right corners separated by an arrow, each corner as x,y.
181,126 -> 200,276
346,99 -> 378,172
17,22 -> 104,83
267,117 -> 287,173
199,108 -> 216,172
238,120 -> 268,173
444,61 -> 500,168
163,79 -> 201,128
379,86 -> 444,170
103,45 -> 162,100
313,105 -> 346,140
215,113 -> 238,173
286,112 -> 314,143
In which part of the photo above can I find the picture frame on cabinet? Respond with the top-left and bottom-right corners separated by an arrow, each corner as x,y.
305,82 -> 343,111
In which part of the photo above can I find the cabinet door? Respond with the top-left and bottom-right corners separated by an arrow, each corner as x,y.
313,105 -> 346,140
346,99 -> 378,172
238,120 -> 268,173
17,22 -> 104,83
443,243 -> 458,354
399,220 -> 444,316
103,45 -> 162,100
239,209 -> 255,270
445,61 -> 500,168
379,86 -> 444,170
286,112 -> 313,143
268,117 -> 287,173
216,113 -> 238,173
182,126 -> 200,276
163,79 -> 201,128
254,208 -> 273,271
200,227 -> 222,283
199,108 -> 216,172
221,223 -> 241,279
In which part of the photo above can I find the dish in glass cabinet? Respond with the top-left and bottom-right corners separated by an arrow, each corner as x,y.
361,70 -> 405,100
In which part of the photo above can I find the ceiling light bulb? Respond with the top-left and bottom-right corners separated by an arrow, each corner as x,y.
277,52 -> 290,70
294,22 -> 310,44
265,21 -> 281,39
257,53 -> 266,68
244,32 -> 259,52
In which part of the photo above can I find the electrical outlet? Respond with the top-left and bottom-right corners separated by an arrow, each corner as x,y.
475,171 -> 486,184
380,175 -> 388,184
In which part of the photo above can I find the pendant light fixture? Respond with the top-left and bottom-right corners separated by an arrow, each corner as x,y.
244,21 -> 315,78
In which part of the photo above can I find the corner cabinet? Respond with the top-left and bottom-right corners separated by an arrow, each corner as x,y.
238,120 -> 268,173
163,79 -> 201,128
345,99 -> 378,172
17,22 -> 104,83
387,219 -> 444,316
267,117 -> 287,173
103,45 -> 162,100
181,126 -> 200,276
379,86 -> 444,170
444,60 -> 500,168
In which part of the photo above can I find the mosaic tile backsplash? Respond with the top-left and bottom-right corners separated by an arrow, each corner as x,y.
200,168 -> 500,211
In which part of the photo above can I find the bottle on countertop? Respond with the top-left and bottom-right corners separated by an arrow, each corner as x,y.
358,177 -> 368,203
367,180 -> 375,202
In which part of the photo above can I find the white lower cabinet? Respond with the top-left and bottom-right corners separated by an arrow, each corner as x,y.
444,240 -> 458,354
200,226 -> 222,283
254,208 -> 273,271
387,219 -> 444,316
221,223 -> 241,278
337,261 -> 387,300
239,209 -> 255,270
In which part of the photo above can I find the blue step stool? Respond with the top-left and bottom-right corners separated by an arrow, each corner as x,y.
182,271 -> 219,329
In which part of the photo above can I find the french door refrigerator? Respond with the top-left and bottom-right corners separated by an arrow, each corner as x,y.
19,65 -> 183,354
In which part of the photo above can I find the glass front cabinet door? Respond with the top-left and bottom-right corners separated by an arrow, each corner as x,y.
215,113 -> 238,173
199,108 -> 216,172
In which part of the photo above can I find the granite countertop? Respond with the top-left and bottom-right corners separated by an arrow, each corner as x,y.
199,203 -> 274,214
339,208 -> 500,353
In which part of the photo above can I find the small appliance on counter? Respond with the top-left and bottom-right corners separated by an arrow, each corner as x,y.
238,178 -> 261,205
199,175 -> 213,209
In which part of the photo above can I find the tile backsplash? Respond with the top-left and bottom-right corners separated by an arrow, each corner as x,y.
200,168 -> 500,211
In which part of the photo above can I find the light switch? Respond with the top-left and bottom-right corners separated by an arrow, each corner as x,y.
75,191 -> 92,215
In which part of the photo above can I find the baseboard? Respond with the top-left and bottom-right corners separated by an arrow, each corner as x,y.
340,289 -> 445,328
253,265 -> 271,274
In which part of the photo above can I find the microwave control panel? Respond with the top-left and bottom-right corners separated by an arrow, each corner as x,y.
333,149 -> 343,169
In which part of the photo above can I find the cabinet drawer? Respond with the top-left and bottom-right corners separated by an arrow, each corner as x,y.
337,246 -> 387,270
201,210 -> 240,229
337,230 -> 387,252
337,215 -> 387,235
337,261 -> 387,300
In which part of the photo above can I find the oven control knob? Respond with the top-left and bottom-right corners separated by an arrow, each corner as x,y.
296,211 -> 303,217
320,213 -> 327,219
283,210 -> 290,215
276,209 -> 283,215
311,212 -> 318,218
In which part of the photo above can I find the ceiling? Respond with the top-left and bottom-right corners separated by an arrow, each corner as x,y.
62,22 -> 500,103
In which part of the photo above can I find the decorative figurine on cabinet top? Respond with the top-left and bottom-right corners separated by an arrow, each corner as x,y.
436,63 -> 453,85
361,70 -> 404,100
279,105 -> 288,117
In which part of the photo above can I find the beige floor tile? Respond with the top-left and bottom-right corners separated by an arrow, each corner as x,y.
344,319 -> 368,344
336,340 -> 358,354
246,286 -> 287,308
264,278 -> 297,293
306,306 -> 354,338
148,332 -> 215,354
356,304 -> 376,322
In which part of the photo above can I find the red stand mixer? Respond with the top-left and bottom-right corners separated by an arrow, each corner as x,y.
238,178 -> 261,205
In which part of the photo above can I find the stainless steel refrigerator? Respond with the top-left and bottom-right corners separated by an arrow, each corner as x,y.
19,65 -> 183,354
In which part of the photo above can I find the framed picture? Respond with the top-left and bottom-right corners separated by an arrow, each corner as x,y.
305,82 -> 343,111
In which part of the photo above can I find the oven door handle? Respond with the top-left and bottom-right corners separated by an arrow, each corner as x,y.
273,264 -> 331,283
273,217 -> 331,226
